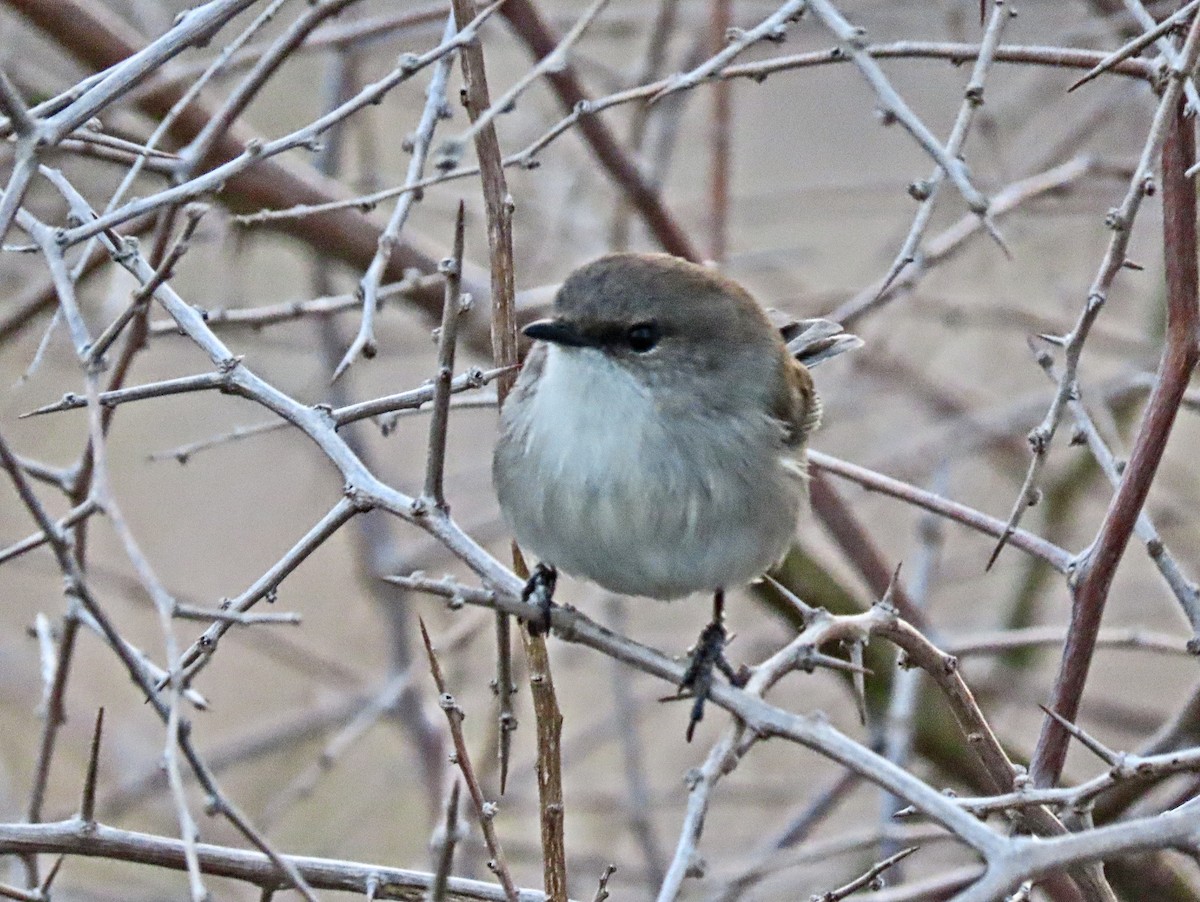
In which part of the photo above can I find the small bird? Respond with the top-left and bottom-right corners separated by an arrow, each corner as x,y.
493,252 -> 859,738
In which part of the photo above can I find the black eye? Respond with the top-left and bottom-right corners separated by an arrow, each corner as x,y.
626,321 -> 661,352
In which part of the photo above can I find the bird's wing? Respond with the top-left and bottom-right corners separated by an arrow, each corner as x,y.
773,356 -> 822,449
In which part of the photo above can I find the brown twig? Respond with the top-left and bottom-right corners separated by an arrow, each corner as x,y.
807,472 -> 926,629
519,622 -> 568,902
707,0 -> 732,263
419,619 -> 521,902
451,0 -> 522,795
808,451 -> 1074,573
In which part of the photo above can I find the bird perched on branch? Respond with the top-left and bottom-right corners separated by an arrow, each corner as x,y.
493,252 -> 860,738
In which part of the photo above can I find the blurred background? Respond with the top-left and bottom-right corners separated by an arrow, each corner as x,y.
1,0 -> 1199,899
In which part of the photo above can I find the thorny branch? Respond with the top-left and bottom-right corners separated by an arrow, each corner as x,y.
4,2 -> 1200,900
986,7 -> 1200,571
1031,86 -> 1200,789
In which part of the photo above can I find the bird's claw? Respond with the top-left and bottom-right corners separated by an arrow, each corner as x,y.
678,619 -> 743,742
522,563 -> 557,635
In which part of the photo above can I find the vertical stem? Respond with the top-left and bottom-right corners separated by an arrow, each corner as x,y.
708,0 -> 731,262
520,626 -> 568,901
450,0 -> 521,800
424,202 -> 466,510
1031,92 -> 1199,787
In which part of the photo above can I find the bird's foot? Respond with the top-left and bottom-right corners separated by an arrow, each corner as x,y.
678,617 -> 749,742
522,563 -> 557,635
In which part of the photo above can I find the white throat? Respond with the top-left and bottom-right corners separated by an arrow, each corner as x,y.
524,345 -> 656,477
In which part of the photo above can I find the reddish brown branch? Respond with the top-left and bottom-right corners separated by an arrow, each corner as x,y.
519,627 -> 568,902
708,0 -> 731,263
1030,96 -> 1200,788
808,472 -> 926,630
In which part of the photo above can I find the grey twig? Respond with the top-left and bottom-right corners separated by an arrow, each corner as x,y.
710,770 -> 860,902
86,203 -> 208,366
438,0 -> 613,169
1069,0 -> 1200,93
833,155 -> 1103,327
1035,348 -> 1200,643
810,846 -> 918,902
22,371 -> 235,418
0,499 -> 100,566
144,376 -> 505,466
874,0 -> 1014,298
805,0 -> 989,217
56,2 -> 504,248
171,605 -> 303,625
179,0 -> 363,174
230,44 -> 1154,228
262,615 -> 480,829
1120,0 -> 1200,114
987,10 -> 1200,569
651,0 -> 806,101
0,68 -> 35,137
38,0 -> 263,143
147,275 -> 443,335
807,451 -> 1072,572
1037,705 -> 1120,768
171,498 -> 361,687
424,203 -> 467,510
333,12 -> 456,380
0,819 -> 551,901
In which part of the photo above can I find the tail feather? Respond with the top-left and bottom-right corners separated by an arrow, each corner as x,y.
780,318 -> 863,367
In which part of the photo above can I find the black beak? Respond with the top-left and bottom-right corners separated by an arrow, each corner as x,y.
522,318 -> 594,348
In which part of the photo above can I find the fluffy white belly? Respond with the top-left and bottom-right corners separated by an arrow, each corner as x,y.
495,346 -> 804,599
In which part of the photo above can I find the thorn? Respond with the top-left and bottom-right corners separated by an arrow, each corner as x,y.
1038,704 -> 1119,766
982,214 -> 1012,259
879,563 -> 904,610
1036,332 -> 1068,348
873,256 -> 912,301
808,651 -> 872,676
429,781 -> 461,902
850,641 -> 867,725
80,706 -> 104,823
39,855 -> 65,893
986,529 -> 1013,571
419,617 -> 448,695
